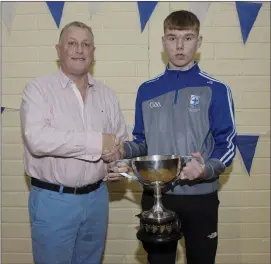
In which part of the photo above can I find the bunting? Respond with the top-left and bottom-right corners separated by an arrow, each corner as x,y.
1,2 -> 18,32
1,107 -> 20,113
236,134 -> 259,176
46,1 -> 65,28
187,2 -> 211,26
88,2 -> 103,18
0,1 -> 265,43
137,1 -> 158,32
235,1 -> 262,44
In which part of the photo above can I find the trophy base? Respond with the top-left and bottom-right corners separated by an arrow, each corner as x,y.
136,215 -> 182,244
137,229 -> 182,244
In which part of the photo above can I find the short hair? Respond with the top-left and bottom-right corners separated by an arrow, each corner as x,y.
59,21 -> 94,43
164,10 -> 200,35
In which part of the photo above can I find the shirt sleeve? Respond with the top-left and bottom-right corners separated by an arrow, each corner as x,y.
20,81 -> 102,161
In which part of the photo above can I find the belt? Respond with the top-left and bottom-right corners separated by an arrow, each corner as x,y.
31,177 -> 102,195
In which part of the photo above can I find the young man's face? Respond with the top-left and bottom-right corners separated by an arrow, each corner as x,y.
162,28 -> 202,70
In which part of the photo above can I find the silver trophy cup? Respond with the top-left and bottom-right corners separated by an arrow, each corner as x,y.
116,155 -> 186,243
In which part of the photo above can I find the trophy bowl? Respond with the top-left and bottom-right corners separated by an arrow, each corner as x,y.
116,155 -> 185,244
131,155 -> 182,186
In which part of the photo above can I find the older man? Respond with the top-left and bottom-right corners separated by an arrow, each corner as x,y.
20,21 -> 128,264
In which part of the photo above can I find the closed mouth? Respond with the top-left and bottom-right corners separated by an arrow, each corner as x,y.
176,54 -> 185,59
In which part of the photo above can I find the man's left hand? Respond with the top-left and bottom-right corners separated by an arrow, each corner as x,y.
180,152 -> 205,181
105,161 -> 130,182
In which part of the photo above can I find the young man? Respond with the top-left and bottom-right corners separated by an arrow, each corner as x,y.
108,10 -> 237,264
20,21 -> 128,263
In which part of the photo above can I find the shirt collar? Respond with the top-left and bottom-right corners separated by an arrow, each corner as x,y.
58,68 -> 96,90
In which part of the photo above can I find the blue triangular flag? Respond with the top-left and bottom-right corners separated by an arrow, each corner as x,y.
1,107 -> 5,113
236,1 -> 262,44
137,1 -> 158,32
236,135 -> 259,175
46,1 -> 65,28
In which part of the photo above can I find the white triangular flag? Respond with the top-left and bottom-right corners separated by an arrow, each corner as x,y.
187,2 -> 211,26
1,2 -> 18,32
88,2 -> 103,18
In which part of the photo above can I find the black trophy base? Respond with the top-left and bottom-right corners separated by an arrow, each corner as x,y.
137,229 -> 182,244
136,215 -> 182,244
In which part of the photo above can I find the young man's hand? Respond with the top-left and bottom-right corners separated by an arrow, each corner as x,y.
179,152 -> 205,180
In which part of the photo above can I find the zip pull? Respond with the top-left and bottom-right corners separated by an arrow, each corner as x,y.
174,90 -> 178,104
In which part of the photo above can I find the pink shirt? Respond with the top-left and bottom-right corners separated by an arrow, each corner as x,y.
20,69 -> 128,187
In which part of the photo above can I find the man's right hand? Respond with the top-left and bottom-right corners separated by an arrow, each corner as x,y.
102,134 -> 116,153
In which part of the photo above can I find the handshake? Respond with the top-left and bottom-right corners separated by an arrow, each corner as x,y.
102,133 -> 125,163
102,133 -> 130,182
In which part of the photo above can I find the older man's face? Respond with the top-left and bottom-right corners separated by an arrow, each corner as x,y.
56,26 -> 95,77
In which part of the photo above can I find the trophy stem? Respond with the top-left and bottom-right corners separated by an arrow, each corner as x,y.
153,181 -> 165,214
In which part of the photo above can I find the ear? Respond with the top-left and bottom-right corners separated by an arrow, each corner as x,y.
197,35 -> 202,49
55,44 -> 61,59
162,36 -> 166,50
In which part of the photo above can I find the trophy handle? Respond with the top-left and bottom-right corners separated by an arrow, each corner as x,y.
109,159 -> 146,184
119,172 -> 139,181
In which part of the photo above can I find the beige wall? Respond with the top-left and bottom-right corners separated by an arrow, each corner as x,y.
1,2 -> 270,263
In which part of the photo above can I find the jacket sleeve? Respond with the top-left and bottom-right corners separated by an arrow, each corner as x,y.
20,81 -> 103,161
205,83 -> 237,179
123,86 -> 147,158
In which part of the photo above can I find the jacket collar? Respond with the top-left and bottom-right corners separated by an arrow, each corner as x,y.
165,62 -> 200,77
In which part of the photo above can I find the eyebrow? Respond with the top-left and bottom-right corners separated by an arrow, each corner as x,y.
165,33 -> 196,38
67,37 -> 91,42
184,33 -> 196,37
165,33 -> 177,37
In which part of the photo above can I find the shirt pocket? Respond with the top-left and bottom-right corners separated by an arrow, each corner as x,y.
86,105 -> 108,133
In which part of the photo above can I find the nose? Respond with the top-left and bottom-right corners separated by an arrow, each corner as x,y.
75,43 -> 83,54
176,38 -> 184,50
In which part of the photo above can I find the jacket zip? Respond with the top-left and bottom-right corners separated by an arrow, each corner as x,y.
174,73 -> 180,104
